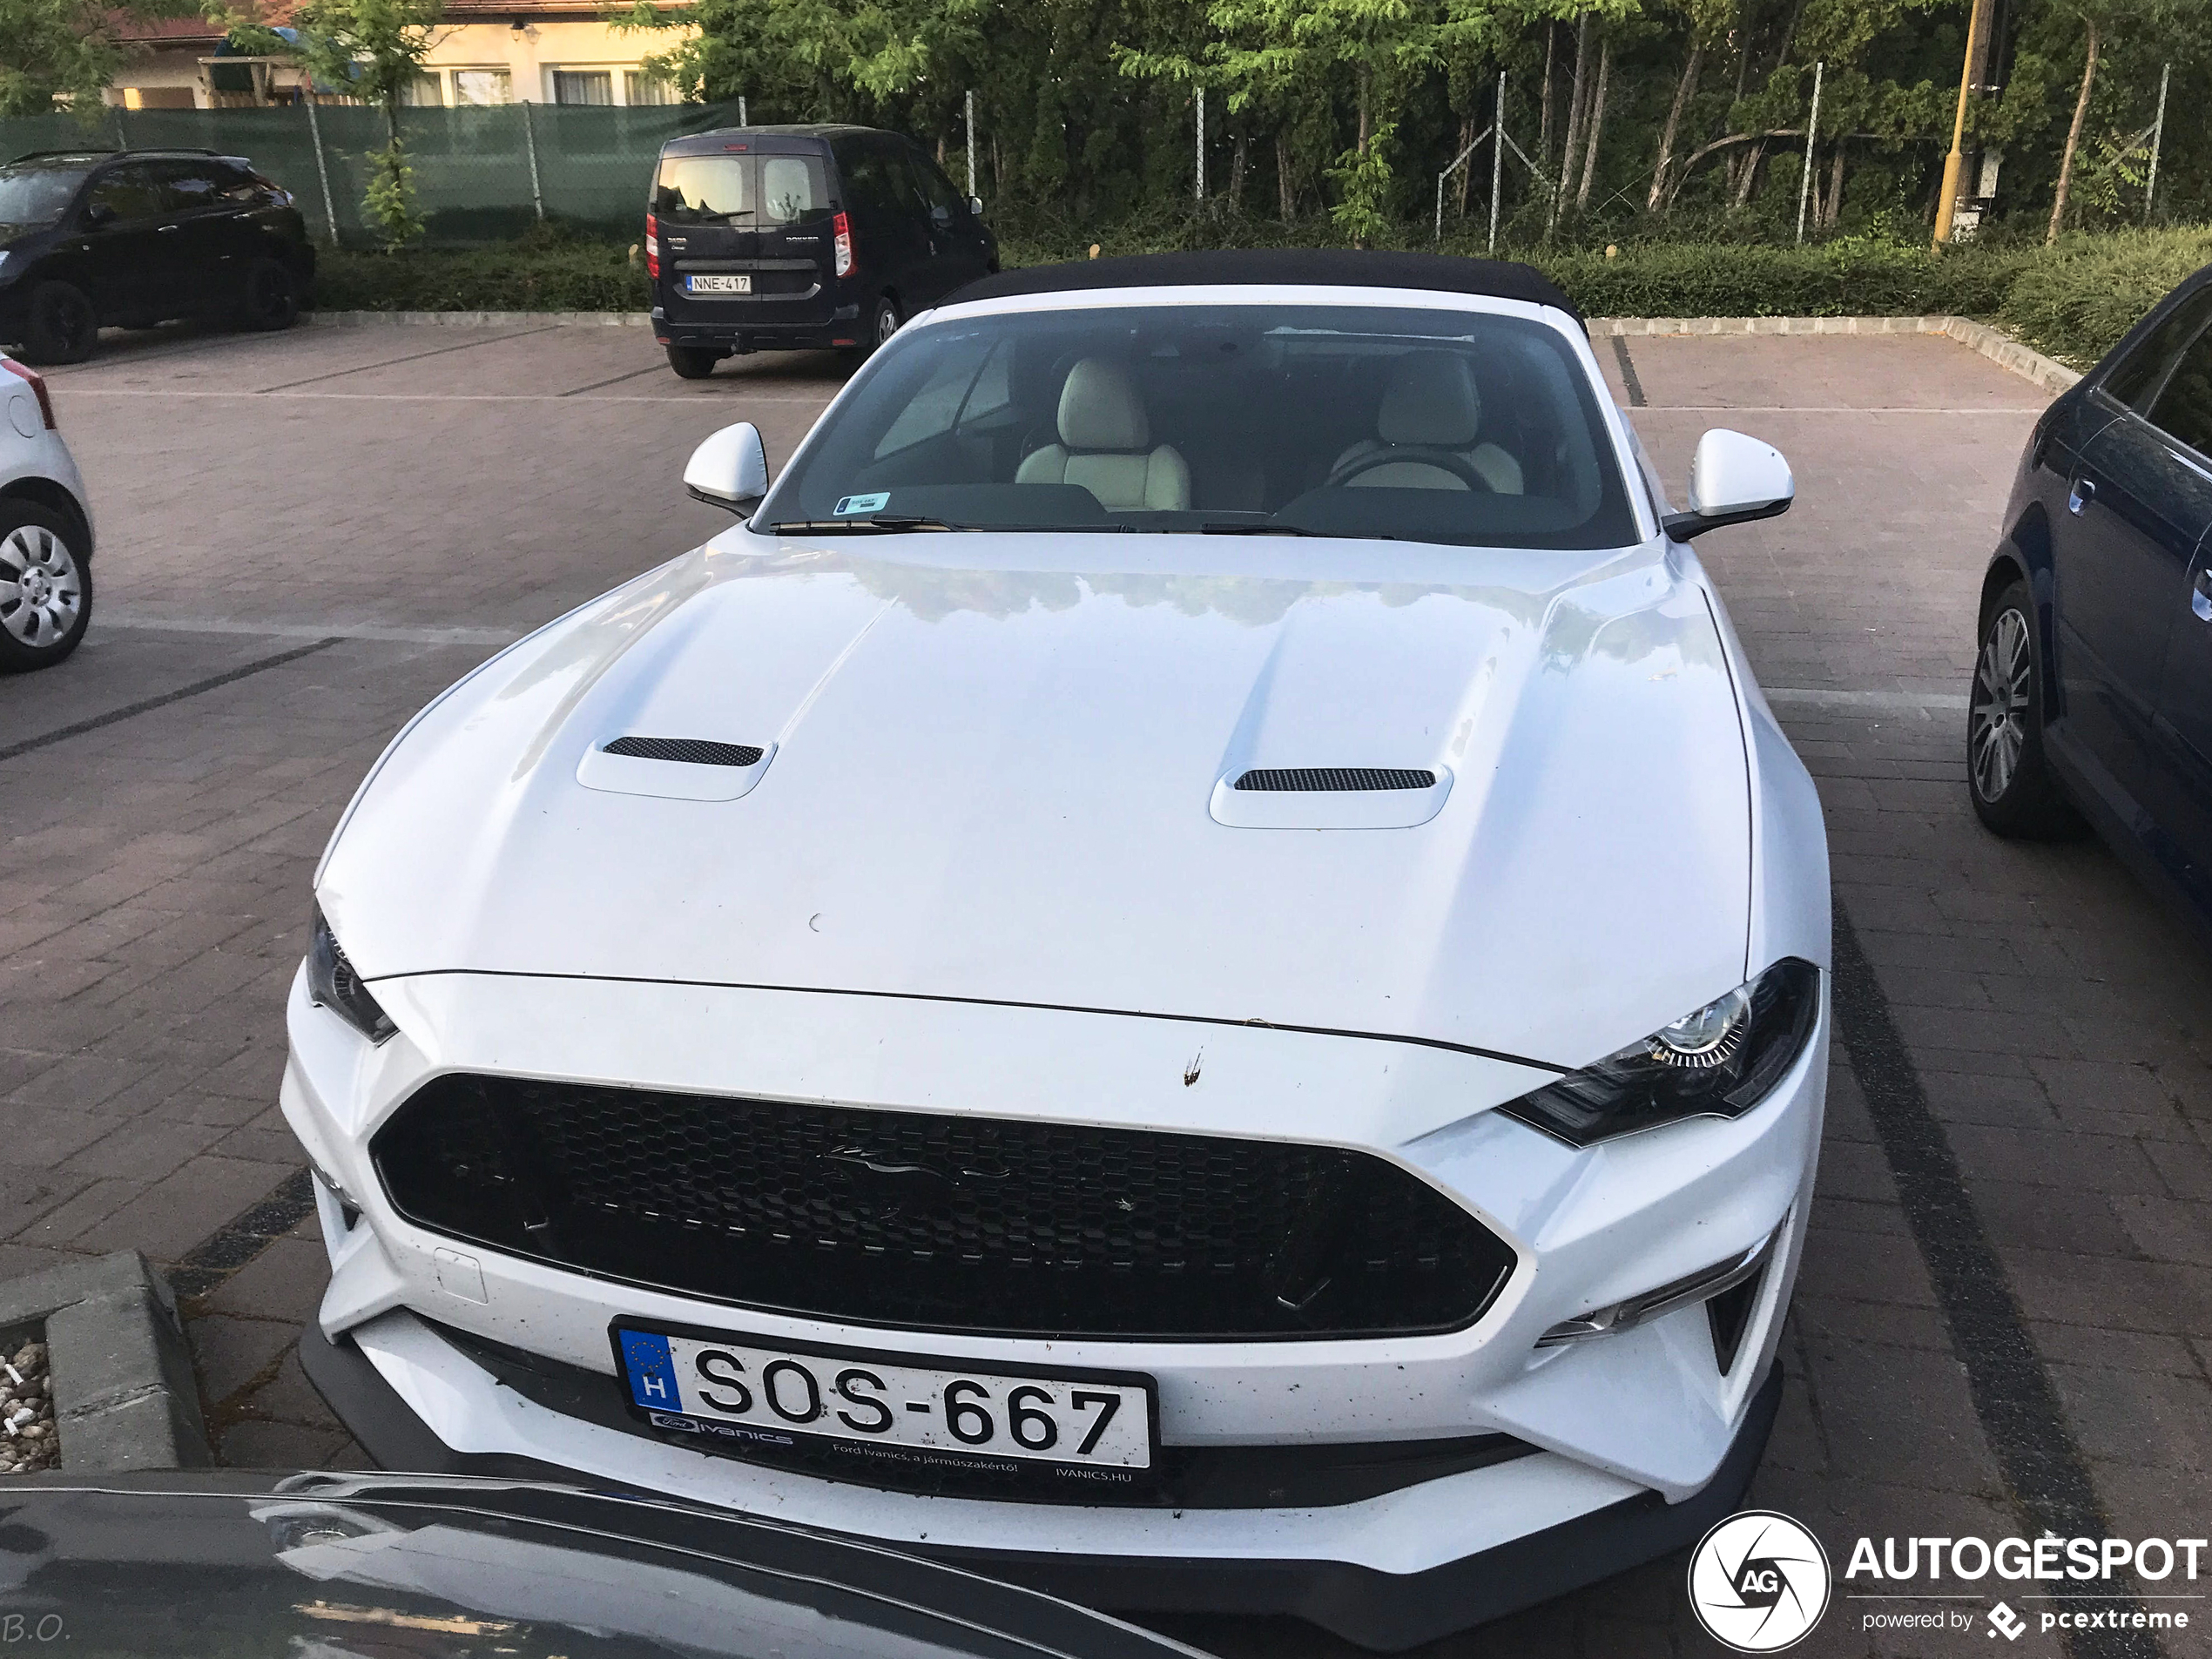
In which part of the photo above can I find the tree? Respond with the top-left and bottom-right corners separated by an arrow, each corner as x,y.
213,0 -> 448,247
0,0 -> 185,117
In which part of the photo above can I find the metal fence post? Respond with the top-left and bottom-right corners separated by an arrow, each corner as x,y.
965,90 -> 976,199
303,98 -> 340,247
2145,62 -> 2170,222
1795,60 -> 1824,245
1195,86 -> 1205,202
1489,72 -> 1506,253
520,100 -> 547,222
112,107 -> 128,150
738,95 -> 747,126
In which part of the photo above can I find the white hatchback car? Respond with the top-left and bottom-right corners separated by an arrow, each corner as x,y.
287,251 -> 1828,1648
0,353 -> 92,671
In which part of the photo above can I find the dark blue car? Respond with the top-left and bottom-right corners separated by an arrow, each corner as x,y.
1973,266 -> 2212,914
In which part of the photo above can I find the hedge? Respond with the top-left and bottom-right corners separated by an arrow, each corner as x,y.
311,221 -> 2212,372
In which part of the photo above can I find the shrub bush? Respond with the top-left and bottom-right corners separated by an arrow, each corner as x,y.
307,213 -> 2212,370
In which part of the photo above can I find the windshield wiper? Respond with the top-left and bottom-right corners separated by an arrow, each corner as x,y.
1199,521 -> 1328,537
769,516 -> 968,534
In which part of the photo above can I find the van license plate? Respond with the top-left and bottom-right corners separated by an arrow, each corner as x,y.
685,274 -> 752,293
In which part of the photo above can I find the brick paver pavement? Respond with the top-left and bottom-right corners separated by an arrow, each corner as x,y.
3,319 -> 2206,1656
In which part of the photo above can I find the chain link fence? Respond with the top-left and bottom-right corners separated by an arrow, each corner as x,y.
3,102 -> 746,245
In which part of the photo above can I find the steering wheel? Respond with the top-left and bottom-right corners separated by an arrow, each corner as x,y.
1324,448 -> 1494,492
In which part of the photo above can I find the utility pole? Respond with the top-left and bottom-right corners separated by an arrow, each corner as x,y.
1489,71 -> 1506,254
966,89 -> 977,200
1196,86 -> 1205,201
1795,61 -> 1823,245
1933,0 -> 1993,245
2145,62 -> 2169,222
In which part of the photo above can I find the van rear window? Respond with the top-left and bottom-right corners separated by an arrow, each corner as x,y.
653,156 -> 752,225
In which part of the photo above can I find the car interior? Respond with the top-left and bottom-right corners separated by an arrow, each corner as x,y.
774,307 -> 1638,548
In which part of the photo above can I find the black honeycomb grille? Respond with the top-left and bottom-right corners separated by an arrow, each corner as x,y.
371,1075 -> 1515,1340
603,737 -> 765,767
1235,767 -> 1436,792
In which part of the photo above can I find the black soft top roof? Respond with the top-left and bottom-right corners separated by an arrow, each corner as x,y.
945,249 -> 1580,322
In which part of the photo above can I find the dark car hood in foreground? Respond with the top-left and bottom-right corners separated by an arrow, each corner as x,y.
0,1472 -> 1204,1659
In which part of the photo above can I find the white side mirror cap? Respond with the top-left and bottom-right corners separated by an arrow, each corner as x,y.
1667,428 -> 1794,540
685,421 -> 771,514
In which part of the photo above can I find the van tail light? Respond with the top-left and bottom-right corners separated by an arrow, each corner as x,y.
833,211 -> 853,279
644,212 -> 660,280
1,359 -> 55,430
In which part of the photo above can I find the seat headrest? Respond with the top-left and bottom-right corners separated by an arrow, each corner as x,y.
1377,353 -> 1482,448
1058,357 -> 1150,451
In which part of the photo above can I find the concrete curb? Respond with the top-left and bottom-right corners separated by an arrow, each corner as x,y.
1589,313 -> 2081,395
0,1251 -> 209,1472
298,307 -> 2081,393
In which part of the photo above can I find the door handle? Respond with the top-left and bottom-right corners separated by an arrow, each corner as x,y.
2069,477 -> 2097,515
158,224 -> 182,234
2194,568 -> 2212,622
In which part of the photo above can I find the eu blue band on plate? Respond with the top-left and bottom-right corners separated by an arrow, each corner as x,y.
622,1330 -> 682,1412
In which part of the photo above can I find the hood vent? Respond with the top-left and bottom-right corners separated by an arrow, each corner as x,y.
1236,767 -> 1436,792
603,736 -> 765,767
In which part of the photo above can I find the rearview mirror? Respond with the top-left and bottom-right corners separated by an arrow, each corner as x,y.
684,421 -> 770,515
81,201 -> 116,229
930,203 -> 953,226
1663,429 -> 1793,541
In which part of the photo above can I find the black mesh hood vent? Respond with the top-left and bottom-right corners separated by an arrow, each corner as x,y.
1235,767 -> 1437,792
371,1075 -> 1516,1341
603,737 -> 765,767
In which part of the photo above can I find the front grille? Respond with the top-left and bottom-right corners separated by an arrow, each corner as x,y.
372,1076 -> 1516,1340
602,737 -> 764,767
1235,767 -> 1436,792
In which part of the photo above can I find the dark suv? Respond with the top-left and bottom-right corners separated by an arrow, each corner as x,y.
0,148 -> 316,365
649,125 -> 997,379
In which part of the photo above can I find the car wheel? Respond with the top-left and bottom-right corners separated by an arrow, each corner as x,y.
665,345 -> 722,381
871,295 -> 901,352
0,502 -> 91,672
1968,578 -> 2081,837
235,257 -> 300,332
18,282 -> 98,366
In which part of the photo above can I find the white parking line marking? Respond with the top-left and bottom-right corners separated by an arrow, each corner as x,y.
1765,687 -> 1968,711
98,615 -> 523,646
54,388 -> 832,404
1638,405 -> 2045,414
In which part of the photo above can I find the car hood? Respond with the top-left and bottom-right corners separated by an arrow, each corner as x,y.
320,530 -> 1753,1070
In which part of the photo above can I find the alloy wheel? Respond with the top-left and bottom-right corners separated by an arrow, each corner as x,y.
0,523 -> 84,650
876,303 -> 900,347
1970,606 -> 2032,803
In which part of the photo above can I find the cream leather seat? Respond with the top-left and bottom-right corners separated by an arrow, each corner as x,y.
1015,357 -> 1190,511
1330,353 -> 1523,494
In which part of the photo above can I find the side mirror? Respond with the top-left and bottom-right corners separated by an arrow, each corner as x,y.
968,195 -> 985,217
684,421 -> 770,515
1662,428 -> 1794,541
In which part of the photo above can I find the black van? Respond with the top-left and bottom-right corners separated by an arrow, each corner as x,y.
648,125 -> 998,379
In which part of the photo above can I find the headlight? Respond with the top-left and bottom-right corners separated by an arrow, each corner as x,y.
1501,959 -> 1820,1146
307,904 -> 396,1043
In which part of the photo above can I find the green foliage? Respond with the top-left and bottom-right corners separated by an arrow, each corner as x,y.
1326,118 -> 1398,241
0,0 -> 179,117
362,138 -> 426,248
1999,224 -> 2212,361
312,233 -> 651,311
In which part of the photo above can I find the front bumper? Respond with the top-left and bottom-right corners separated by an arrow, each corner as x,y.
301,1314 -> 1779,1649
283,968 -> 1824,1640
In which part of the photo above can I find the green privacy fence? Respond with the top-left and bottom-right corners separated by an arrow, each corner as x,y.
3,102 -> 746,246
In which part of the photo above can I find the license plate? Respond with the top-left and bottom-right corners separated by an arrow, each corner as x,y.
615,1324 -> 1154,1472
684,273 -> 752,293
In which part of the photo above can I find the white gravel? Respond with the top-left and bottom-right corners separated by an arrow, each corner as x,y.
0,1340 -> 57,1474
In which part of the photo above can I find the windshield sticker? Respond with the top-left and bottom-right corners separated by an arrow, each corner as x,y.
834,493 -> 891,516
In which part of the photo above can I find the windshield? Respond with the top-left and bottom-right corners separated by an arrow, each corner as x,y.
761,303 -> 1638,548
0,160 -> 92,235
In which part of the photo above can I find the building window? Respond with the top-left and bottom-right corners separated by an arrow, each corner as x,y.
399,71 -> 443,106
551,69 -> 614,105
624,71 -> 678,105
451,68 -> 513,105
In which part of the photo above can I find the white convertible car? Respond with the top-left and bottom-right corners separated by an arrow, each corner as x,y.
287,251 -> 1828,1648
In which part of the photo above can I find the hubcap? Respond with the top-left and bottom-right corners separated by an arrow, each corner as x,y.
0,525 -> 83,649
1971,607 -> 2033,802
877,307 -> 898,345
